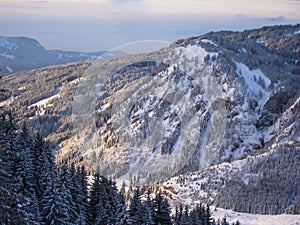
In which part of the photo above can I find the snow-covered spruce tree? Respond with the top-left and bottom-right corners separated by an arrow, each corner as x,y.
173,204 -> 188,225
188,203 -> 213,225
0,111 -> 26,224
115,182 -> 129,225
15,125 -> 41,224
107,178 -> 123,224
67,163 -> 80,222
15,125 -> 35,196
142,189 -> 155,225
220,216 -> 229,225
40,169 -> 60,225
116,189 -> 129,224
41,165 -> 77,225
41,164 -> 70,225
76,165 -> 91,225
173,204 -> 184,225
88,173 -> 127,224
32,134 -> 53,201
89,173 -> 101,224
33,134 -> 57,223
173,205 -> 179,225
128,187 -> 145,224
95,176 -> 119,225
59,165 -> 79,224
181,204 -> 191,225
189,208 -> 201,225
197,204 -> 207,225
153,192 -> 172,225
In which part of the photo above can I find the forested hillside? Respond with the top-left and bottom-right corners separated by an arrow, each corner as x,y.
0,110 -> 237,225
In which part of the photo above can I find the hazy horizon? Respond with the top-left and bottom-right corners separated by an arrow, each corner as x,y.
1,0 -> 299,52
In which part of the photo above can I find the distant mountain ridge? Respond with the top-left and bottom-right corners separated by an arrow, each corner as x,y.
0,36 -> 105,75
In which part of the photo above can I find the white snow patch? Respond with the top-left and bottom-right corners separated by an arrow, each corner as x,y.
97,103 -> 110,112
201,39 -> 218,47
213,208 -> 300,225
256,39 -> 265,44
69,77 -> 82,85
0,37 -> 17,50
0,53 -> 15,60
18,86 -> 26,91
5,66 -> 14,73
185,45 -> 208,63
182,44 -> 218,68
58,53 -> 72,59
294,30 -> 300,34
79,53 -> 89,58
235,62 -> 271,107
241,48 -> 247,53
30,93 -> 60,108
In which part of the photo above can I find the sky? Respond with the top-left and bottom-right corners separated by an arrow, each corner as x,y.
0,0 -> 299,52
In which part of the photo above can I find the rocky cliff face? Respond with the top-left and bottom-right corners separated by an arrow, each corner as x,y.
0,25 -> 299,213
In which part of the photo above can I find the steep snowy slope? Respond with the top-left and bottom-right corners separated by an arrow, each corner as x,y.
162,97 -> 299,214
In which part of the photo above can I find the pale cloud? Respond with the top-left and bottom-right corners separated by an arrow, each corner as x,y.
145,0 -> 300,19
0,0 -> 299,51
1,0 -> 299,20
0,0 -> 110,20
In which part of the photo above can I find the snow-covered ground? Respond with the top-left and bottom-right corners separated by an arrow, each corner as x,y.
163,148 -> 283,208
201,39 -> 218,47
235,62 -> 271,108
294,30 -> 300,35
30,93 -> 60,108
0,53 -> 15,60
68,77 -> 82,85
213,208 -> 300,225
5,66 -> 14,73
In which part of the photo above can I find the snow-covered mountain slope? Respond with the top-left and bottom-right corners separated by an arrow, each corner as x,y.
0,24 -> 299,216
0,36 -> 105,75
162,96 -> 299,214
163,141 -> 300,214
212,208 -> 300,225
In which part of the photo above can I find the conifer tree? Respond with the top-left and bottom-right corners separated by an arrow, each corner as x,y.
116,188 -> 129,225
33,134 -> 53,200
153,192 -> 172,225
77,166 -> 91,225
183,204 -> 191,225
221,216 -> 229,225
40,166 -> 63,225
89,173 -> 101,224
128,187 -> 144,224
15,125 -> 40,224
59,165 -> 79,224
0,111 -> 26,224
